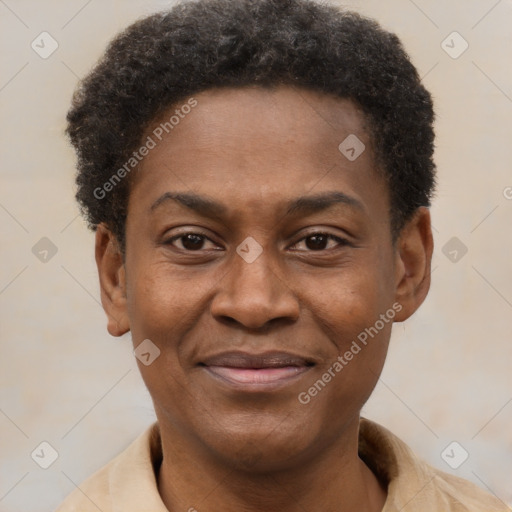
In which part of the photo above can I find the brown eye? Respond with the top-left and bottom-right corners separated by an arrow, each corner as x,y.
292,233 -> 348,252
305,234 -> 329,250
166,233 -> 219,251
180,234 -> 206,250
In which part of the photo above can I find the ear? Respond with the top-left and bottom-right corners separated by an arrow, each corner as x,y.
95,223 -> 130,337
393,207 -> 434,322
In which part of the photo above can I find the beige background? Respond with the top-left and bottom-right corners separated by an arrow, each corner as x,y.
1,0 -> 511,510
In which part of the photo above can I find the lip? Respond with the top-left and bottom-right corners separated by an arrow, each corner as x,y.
199,351 -> 315,391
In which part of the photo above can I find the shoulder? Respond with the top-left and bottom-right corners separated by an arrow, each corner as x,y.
425,467 -> 510,512
55,452 -> 116,512
359,418 -> 509,512
55,422 -> 163,512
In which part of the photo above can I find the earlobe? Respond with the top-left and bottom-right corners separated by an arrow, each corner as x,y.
393,207 -> 434,322
95,223 -> 130,337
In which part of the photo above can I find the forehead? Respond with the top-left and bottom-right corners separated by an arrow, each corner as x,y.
129,85 -> 388,227
143,85 -> 371,165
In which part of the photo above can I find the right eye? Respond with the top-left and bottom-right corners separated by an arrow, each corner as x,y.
164,232 -> 222,252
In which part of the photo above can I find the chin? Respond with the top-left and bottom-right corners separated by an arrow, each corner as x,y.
199,420 -> 316,474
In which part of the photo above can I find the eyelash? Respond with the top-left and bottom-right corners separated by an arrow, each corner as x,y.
164,231 -> 350,252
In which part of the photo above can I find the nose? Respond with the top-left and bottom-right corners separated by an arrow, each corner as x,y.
210,244 -> 300,330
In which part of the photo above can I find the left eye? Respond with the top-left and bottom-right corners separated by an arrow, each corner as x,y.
291,233 -> 348,251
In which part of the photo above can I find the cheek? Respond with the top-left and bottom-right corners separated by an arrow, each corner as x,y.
299,255 -> 395,393
306,262 -> 394,342
125,264 -> 197,406
125,258 -> 204,340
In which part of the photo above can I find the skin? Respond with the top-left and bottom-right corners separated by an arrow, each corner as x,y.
95,85 -> 433,512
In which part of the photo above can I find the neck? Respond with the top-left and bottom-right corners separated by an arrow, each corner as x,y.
156,416 -> 387,512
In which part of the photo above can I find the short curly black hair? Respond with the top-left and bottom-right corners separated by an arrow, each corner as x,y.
66,0 -> 436,251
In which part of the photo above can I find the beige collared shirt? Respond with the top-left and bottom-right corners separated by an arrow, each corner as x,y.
55,418 -> 510,511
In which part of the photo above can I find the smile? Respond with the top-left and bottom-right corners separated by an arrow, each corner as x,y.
199,351 -> 315,390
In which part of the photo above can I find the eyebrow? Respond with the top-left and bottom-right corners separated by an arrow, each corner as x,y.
285,191 -> 364,216
150,190 -> 364,218
150,192 -> 227,218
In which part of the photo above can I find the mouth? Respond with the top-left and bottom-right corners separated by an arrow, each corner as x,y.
199,351 -> 315,390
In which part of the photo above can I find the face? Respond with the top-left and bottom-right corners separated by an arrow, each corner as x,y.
96,85 -> 432,471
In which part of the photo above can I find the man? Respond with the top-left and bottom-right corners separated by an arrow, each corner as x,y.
57,0 -> 509,510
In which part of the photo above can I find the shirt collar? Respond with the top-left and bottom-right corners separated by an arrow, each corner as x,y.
104,417 -> 507,512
